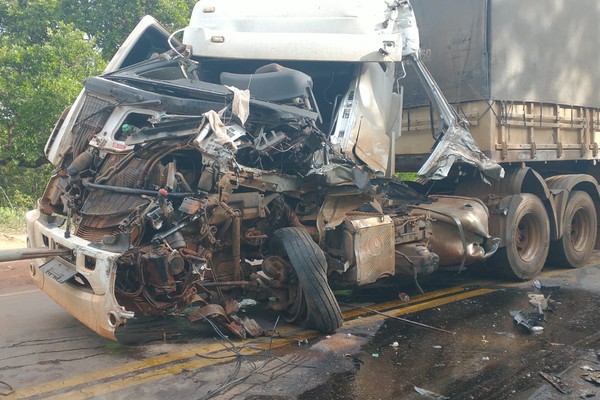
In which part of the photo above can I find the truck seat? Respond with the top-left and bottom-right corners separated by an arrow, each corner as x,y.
220,66 -> 313,102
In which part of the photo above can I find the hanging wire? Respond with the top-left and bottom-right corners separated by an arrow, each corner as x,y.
197,315 -> 282,400
168,28 -> 187,58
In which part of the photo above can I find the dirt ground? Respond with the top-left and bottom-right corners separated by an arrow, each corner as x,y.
0,232 -> 26,250
0,231 -> 29,289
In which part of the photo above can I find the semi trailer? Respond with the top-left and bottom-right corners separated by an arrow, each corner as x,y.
398,0 -> 600,279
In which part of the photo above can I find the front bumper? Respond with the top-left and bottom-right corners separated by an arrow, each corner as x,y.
26,209 -> 134,340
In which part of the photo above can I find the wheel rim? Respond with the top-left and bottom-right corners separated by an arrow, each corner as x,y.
515,212 -> 542,262
570,206 -> 591,252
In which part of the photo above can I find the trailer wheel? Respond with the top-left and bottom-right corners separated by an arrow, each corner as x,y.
551,191 -> 597,268
270,227 -> 343,333
491,194 -> 550,280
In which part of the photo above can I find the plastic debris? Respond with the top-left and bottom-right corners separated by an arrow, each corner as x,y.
540,371 -> 572,394
510,310 -> 544,334
372,353 -> 380,357
346,333 -> 352,338
399,292 -> 410,302
433,345 -> 442,349
414,385 -> 450,399
482,356 -> 490,361
391,341 -> 399,347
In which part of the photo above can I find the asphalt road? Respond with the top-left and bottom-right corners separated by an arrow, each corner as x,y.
1,255 -> 599,400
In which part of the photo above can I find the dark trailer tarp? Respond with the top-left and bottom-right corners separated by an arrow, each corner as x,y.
403,0 -> 600,108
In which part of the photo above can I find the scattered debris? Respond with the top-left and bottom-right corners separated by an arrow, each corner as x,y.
528,293 -> 556,311
510,310 -> 544,334
532,280 -> 561,291
482,356 -> 490,361
540,371 -> 572,394
188,304 -> 263,338
582,366 -> 600,372
578,389 -> 597,398
414,385 -> 450,399
495,331 -> 516,339
344,354 -> 364,370
238,299 -> 258,308
582,373 -> 600,386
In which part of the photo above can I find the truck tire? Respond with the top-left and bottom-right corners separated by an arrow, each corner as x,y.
551,191 -> 597,268
271,227 -> 343,333
490,194 -> 550,280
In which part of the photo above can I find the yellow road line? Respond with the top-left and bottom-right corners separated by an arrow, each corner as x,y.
7,324 -> 301,400
46,332 -> 318,400
341,285 -> 471,319
12,286 -> 498,400
343,288 -> 496,329
11,284 -> 479,399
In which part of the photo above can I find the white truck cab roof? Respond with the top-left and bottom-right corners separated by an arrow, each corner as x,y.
182,0 -> 419,62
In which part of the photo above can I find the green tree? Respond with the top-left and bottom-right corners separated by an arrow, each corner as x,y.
0,21 -> 106,168
0,0 -> 106,208
60,0 -> 195,59
0,0 -> 196,209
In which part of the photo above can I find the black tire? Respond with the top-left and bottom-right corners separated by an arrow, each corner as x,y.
271,227 -> 343,333
550,191 -> 597,268
489,194 -> 550,280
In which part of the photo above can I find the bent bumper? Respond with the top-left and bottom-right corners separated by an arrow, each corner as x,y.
26,209 -> 134,341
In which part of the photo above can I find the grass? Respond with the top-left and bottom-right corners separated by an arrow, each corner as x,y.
0,207 -> 27,234
395,172 -> 418,182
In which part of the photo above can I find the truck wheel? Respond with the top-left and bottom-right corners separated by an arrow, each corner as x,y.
491,194 -> 550,280
270,227 -> 343,333
551,191 -> 597,268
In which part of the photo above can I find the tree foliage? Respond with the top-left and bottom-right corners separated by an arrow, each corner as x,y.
0,0 -> 196,208
0,21 -> 106,168
60,0 -> 195,59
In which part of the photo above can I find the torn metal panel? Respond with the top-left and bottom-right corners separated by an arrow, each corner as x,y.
408,55 -> 504,182
417,124 -> 505,182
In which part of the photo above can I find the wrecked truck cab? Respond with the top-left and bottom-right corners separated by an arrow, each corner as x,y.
27,1 -> 499,341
